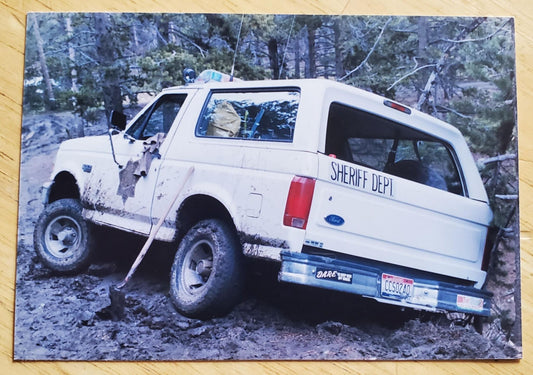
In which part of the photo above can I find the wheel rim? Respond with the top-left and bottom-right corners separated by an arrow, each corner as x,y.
180,239 -> 214,295
43,215 -> 82,259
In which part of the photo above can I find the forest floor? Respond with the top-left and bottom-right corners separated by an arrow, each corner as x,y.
14,111 -> 521,360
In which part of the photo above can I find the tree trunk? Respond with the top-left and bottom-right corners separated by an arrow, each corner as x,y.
306,25 -> 317,78
417,17 -> 428,64
294,33 -> 301,79
417,17 -> 429,89
29,14 -> 56,110
268,38 -> 280,80
417,17 -> 486,112
94,13 -> 123,118
65,15 -> 78,93
132,22 -> 139,50
156,17 -> 169,47
333,18 -> 344,79
497,118 -> 516,154
65,15 -> 83,137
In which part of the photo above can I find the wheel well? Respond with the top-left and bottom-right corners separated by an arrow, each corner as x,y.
175,195 -> 235,242
48,172 -> 80,203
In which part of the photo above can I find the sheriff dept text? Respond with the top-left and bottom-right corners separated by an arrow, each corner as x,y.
330,161 -> 394,197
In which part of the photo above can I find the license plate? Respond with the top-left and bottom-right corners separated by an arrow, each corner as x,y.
457,294 -> 484,312
381,273 -> 414,300
315,268 -> 353,284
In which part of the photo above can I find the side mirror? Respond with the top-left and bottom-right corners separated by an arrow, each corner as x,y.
110,110 -> 127,131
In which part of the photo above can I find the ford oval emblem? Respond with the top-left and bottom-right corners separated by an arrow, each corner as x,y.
325,214 -> 345,226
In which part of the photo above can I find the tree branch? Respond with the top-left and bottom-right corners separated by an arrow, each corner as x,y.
77,50 -> 100,65
435,104 -> 473,118
156,29 -> 168,45
387,64 -> 436,91
338,17 -> 392,81
416,17 -> 486,111
168,25 -> 207,57
495,194 -> 518,200
479,154 -> 517,165
434,19 -> 511,45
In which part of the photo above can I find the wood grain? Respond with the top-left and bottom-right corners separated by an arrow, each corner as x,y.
1,0 -> 531,373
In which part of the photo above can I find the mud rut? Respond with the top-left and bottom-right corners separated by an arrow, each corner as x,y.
13,112 -> 519,360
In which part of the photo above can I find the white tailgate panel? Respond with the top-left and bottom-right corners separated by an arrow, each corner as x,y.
305,155 -> 491,281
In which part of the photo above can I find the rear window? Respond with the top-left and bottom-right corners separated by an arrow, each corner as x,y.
196,90 -> 300,142
325,102 -> 465,196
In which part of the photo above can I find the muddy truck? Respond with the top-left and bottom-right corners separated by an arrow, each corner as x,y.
33,71 -> 494,319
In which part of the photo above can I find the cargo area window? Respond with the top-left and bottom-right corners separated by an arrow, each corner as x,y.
325,102 -> 464,196
196,90 -> 300,142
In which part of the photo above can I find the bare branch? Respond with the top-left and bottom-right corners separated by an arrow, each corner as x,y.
479,154 -> 517,165
338,17 -> 392,82
168,24 -> 207,57
435,19 -> 511,44
495,194 -> 518,200
77,50 -> 100,65
387,64 -> 436,91
156,28 -> 168,45
417,17 -> 486,111
435,105 -> 473,119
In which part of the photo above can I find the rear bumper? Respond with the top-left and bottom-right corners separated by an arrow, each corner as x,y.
279,251 -> 492,316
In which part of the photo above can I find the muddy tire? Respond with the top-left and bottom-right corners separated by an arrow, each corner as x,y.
33,198 -> 92,274
170,218 -> 244,319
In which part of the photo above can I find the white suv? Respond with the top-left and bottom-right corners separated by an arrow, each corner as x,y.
34,75 -> 493,319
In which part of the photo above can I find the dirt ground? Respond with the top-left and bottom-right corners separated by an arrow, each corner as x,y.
14,112 -> 521,360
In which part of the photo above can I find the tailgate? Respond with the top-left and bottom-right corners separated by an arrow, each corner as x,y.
303,154 -> 492,285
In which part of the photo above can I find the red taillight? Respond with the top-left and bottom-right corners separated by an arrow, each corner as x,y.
384,99 -> 412,115
283,176 -> 316,229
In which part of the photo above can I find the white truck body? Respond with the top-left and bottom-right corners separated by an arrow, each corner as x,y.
41,78 -> 493,316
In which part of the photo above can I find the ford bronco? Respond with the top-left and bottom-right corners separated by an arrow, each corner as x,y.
34,71 -> 493,319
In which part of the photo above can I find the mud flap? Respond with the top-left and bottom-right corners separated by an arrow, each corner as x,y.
278,251 -> 492,316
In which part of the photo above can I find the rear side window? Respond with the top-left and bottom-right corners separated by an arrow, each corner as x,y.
326,102 -> 465,196
196,90 -> 300,142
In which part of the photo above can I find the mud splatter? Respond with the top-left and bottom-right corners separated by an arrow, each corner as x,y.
117,159 -> 140,202
238,231 -> 289,249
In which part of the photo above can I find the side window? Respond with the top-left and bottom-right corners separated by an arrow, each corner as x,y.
326,102 -> 464,196
126,94 -> 186,140
196,90 -> 300,142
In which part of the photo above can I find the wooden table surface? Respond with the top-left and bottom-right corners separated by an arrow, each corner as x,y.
1,0 -> 532,374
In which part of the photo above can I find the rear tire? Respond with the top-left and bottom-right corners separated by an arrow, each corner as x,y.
170,218 -> 244,319
33,198 -> 92,274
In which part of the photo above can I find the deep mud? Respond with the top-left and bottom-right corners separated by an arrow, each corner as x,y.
14,112 -> 521,360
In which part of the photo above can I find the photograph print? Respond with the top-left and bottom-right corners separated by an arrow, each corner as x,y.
15,13 -> 521,360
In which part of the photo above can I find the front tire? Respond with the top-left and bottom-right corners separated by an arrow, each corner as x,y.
170,219 -> 244,319
33,198 -> 92,274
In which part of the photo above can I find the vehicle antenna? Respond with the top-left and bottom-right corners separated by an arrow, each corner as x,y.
230,14 -> 245,82
279,15 -> 296,79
